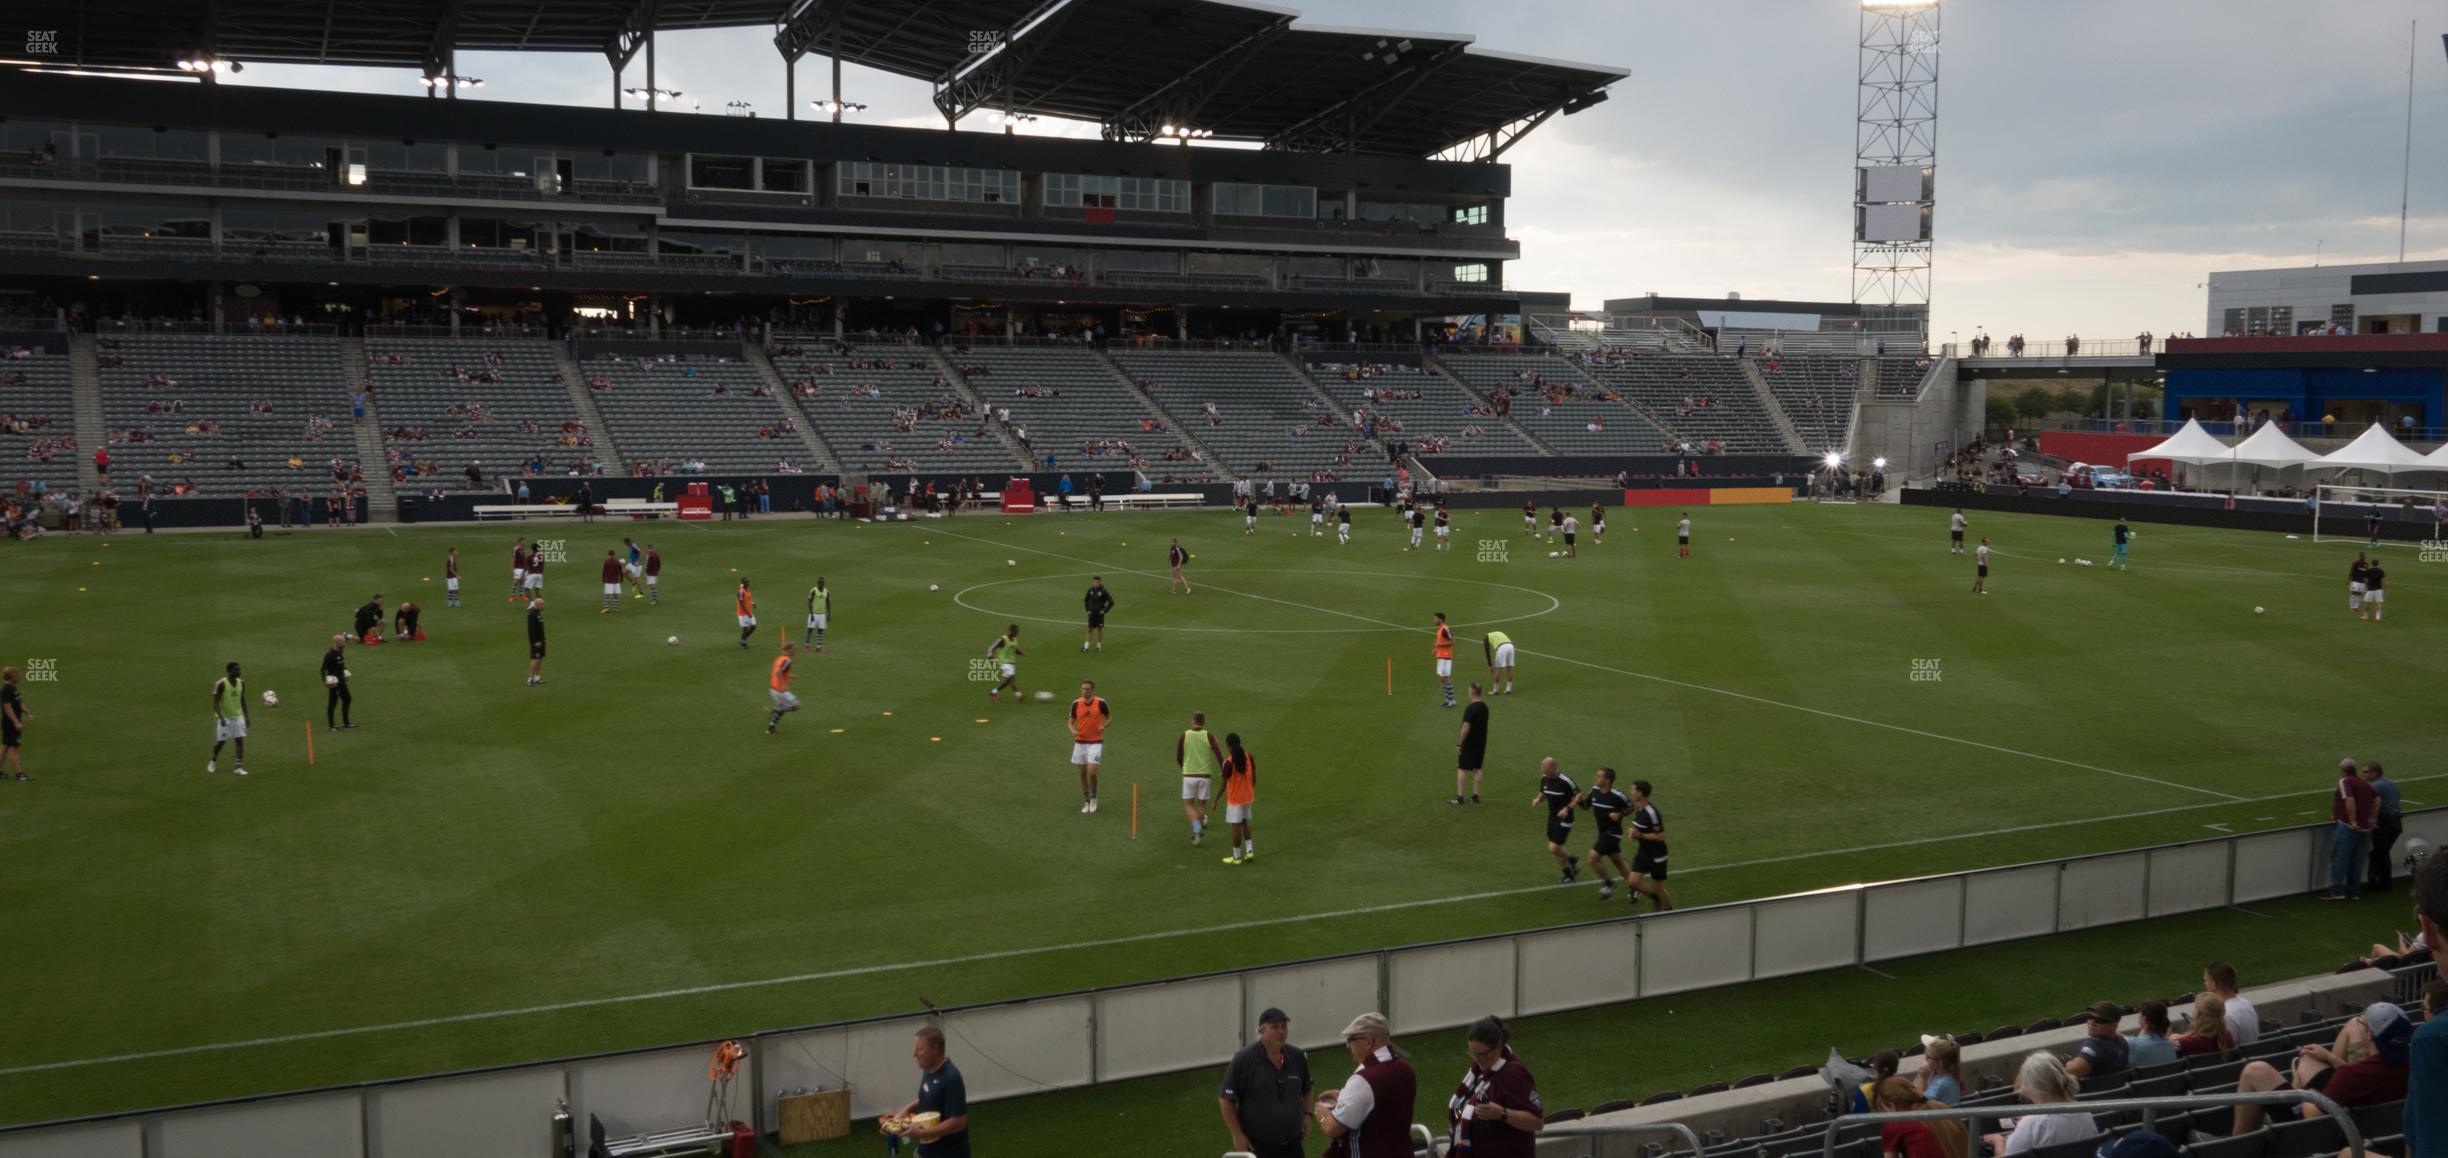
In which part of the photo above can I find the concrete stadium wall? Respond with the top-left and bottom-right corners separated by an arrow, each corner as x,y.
1856,366 -> 1982,480
4,812 -> 2439,1155
1901,484 -> 2441,542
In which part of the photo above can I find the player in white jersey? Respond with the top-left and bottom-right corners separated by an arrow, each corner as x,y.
1973,539 -> 1991,594
1676,514 -> 1691,559
1560,514 -> 1579,558
1949,509 -> 1967,554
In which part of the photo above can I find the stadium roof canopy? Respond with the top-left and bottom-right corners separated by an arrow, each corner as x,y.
21,0 -> 1624,159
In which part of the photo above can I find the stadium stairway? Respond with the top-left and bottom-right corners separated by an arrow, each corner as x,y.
1275,353 -> 1357,426
551,343 -> 628,473
67,332 -> 104,495
1429,358 -> 1556,454
1737,359 -> 1809,454
1094,346 -> 1228,470
923,346 -> 1033,467
741,343 -> 842,473
342,335 -> 397,519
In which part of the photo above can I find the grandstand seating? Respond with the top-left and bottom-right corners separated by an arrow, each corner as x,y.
1436,354 -> 1677,455
1106,349 -> 1366,480
1303,360 -> 1537,456
0,348 -> 80,491
941,344 -> 1211,481
367,339 -> 595,486
1760,355 -> 1861,453
765,345 -> 1019,475
94,334 -> 356,496
1572,352 -> 1786,453
584,353 -> 814,476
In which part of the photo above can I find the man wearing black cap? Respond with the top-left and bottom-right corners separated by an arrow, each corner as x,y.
1220,1007 -> 1313,1158
2061,1002 -> 2130,1080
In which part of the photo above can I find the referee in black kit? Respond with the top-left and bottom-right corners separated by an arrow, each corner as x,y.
1082,576 -> 1115,653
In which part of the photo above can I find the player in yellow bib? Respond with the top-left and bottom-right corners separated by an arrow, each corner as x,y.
986,624 -> 1025,701
1483,630 -> 1517,695
208,661 -> 250,776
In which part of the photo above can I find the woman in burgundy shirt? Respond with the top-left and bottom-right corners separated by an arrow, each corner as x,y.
1874,1077 -> 1967,1158
2172,993 -> 2235,1058
1446,1015 -> 1543,1157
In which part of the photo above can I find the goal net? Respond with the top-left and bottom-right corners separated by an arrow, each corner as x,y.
2312,484 -> 2448,545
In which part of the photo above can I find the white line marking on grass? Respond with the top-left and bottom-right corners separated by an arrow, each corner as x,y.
15,776 -> 2436,1078
950,569 -> 1562,635
1858,964 -> 1900,980
2226,906 -> 2276,919
930,527 -> 2246,802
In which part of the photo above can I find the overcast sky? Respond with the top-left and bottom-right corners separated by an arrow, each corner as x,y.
226,0 -> 2445,339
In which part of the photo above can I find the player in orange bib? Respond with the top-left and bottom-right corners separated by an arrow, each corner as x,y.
1219,733 -> 1258,865
1069,680 -> 1110,814
1432,611 -> 1456,708
735,579 -> 758,649
766,641 -> 800,733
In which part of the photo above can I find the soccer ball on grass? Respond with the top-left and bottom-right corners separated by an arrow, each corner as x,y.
262,691 -> 279,707
667,635 -> 680,646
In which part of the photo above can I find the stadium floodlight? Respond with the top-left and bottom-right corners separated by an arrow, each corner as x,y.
810,100 -> 868,114
1873,456 -> 1889,469
1824,452 -> 1845,468
177,56 -> 234,73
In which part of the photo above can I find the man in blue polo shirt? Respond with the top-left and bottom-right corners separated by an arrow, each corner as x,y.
1220,1007 -> 1313,1158
893,1025 -> 969,1157
2406,848 -> 2447,1158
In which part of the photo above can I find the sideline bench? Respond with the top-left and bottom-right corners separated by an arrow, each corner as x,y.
1043,491 -> 1203,511
603,499 -> 681,519
472,504 -> 580,520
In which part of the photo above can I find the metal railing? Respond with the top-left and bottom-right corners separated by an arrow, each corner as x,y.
1539,1117 -> 1708,1157
1952,338 -> 2163,360
1822,1090 -> 2361,1158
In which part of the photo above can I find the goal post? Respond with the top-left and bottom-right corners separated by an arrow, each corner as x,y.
2312,483 -> 2448,545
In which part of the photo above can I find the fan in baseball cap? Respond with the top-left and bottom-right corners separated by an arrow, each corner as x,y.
2364,1001 -> 2414,1062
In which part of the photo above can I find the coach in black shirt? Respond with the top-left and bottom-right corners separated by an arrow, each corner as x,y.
321,634 -> 353,731
1451,683 -> 1489,804
353,594 -> 384,643
1220,1007 -> 1313,1158
1082,577 -> 1116,652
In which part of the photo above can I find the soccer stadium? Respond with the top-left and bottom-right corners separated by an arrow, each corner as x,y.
1,2 -> 2446,1156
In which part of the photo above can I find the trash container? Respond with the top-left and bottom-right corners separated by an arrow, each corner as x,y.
397,495 -> 418,524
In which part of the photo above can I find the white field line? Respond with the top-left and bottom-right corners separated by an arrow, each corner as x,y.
13,774 -> 2435,1079
929,527 -> 2244,802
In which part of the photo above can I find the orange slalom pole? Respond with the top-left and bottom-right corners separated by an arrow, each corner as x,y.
1385,657 -> 1392,696
1130,783 -> 1139,840
305,722 -> 315,766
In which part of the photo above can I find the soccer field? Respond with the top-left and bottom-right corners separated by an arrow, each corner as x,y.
0,500 -> 2438,1126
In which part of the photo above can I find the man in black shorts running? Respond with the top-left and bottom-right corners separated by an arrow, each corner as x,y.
1451,682 -> 1488,804
1627,778 -> 1674,910
1578,767 -> 1632,899
1535,757 -> 1579,883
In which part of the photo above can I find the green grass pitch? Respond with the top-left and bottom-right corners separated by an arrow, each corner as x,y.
0,500 -> 2438,1126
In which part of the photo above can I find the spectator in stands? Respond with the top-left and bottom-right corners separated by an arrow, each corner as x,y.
2328,757 -> 2380,900
2172,993 -> 2234,1058
2401,849 -> 2448,1158
1445,1014 -> 1543,1156
1873,1076 -> 1967,1158
2230,1001 -> 2413,1134
1983,1052 -> 2094,1156
1915,1036 -> 1963,1105
1219,1007 -> 1311,1158
1316,1012 -> 1415,1158
2062,1002 -> 2131,1080
1850,1050 -> 1902,1114
2203,962 -> 2259,1047
2125,999 -> 2179,1069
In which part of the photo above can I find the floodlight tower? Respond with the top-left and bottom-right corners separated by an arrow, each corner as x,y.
1853,0 -> 1939,317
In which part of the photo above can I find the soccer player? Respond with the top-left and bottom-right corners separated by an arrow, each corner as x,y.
354,594 -> 385,645
1483,631 -> 1516,695
1579,767 -> 1632,898
445,546 -> 461,608
805,578 -> 832,651
1081,577 -> 1113,652
1949,509 -> 1967,555
1219,732 -> 1257,864
1560,512 -> 1579,558
0,664 -> 26,781
1626,778 -> 1674,910
766,642 -> 801,734
1676,513 -> 1691,559
623,537 -> 647,599
393,601 -> 422,641
644,543 -> 662,605
2111,517 -> 2131,570
1534,757 -> 1579,883
2364,560 -> 2386,623
1434,502 -> 1452,551
208,661 -> 249,776
1432,612 -> 1457,708
600,550 -> 624,613
735,579 -> 757,648
1310,494 -> 1325,536
322,634 -> 354,729
525,598 -> 547,686
1590,501 -> 1606,545
1973,538 -> 1990,595
1169,539 -> 1192,594
1336,505 -> 1352,545
1177,710 -> 1224,846
987,624 -> 1025,700
523,547 -> 544,597
510,537 -> 528,601
2366,507 -> 2383,548
1069,679 -> 1109,813
1407,504 -> 1426,551
1451,682 -> 1488,804
1548,507 -> 1565,544
2350,552 -> 2369,614
1521,499 -> 1538,538
1243,496 -> 1259,535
